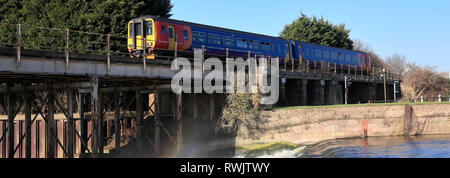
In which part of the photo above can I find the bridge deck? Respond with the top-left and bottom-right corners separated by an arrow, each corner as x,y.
0,48 -> 174,80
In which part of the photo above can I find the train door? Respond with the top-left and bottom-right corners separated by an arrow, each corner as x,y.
357,54 -> 363,68
134,22 -> 143,50
284,43 -> 290,62
168,25 -> 175,50
366,55 -> 371,69
363,55 -> 366,70
127,21 -> 134,51
298,45 -> 303,61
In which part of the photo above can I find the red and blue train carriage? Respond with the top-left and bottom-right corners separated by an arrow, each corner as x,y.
127,15 -> 370,70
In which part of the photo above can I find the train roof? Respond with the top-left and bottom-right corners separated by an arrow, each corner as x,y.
295,41 -> 369,55
132,15 -> 368,55
134,15 -> 287,41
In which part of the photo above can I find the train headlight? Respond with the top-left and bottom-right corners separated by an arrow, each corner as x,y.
147,42 -> 153,46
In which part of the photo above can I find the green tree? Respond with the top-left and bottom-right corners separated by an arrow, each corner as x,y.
0,0 -> 173,53
280,13 -> 354,50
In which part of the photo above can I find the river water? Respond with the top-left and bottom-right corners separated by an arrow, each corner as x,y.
238,134 -> 450,158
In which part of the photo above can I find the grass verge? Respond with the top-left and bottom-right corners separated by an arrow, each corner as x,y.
274,101 -> 450,110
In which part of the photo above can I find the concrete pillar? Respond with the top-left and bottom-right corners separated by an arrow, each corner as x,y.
385,83 -> 390,102
280,78 -> 286,106
311,80 -> 319,105
318,80 -> 325,105
300,79 -> 307,106
369,83 -> 377,102
335,83 -> 343,104
325,80 -> 331,105
326,80 -> 338,105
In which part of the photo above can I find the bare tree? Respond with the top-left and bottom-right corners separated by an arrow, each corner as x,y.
353,39 -> 371,52
352,38 -> 385,68
385,54 -> 408,77
402,63 -> 450,99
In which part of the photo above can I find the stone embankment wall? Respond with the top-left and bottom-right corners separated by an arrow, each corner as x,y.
236,103 -> 450,147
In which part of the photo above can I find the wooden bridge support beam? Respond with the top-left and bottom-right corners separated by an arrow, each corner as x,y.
67,88 -> 74,158
24,86 -> 31,158
98,90 -> 104,155
114,88 -> 120,150
7,90 -> 15,158
46,87 -> 55,158
90,77 -> 99,157
154,90 -> 160,154
209,94 -> 214,121
176,93 -> 182,153
78,91 -> 87,157
136,87 -> 143,153
193,93 -> 198,121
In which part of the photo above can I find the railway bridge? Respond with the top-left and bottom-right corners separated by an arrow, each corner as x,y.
0,24 -> 399,158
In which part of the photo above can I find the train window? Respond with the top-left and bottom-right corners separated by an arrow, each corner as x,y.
168,28 -> 173,38
236,38 -> 247,48
192,31 -> 206,43
146,21 -> 152,35
331,52 -> 338,60
323,51 -> 330,59
223,36 -> 235,47
352,55 -> 357,63
129,23 -> 134,37
260,42 -> 270,51
304,48 -> 309,57
338,53 -> 344,61
278,44 -> 281,52
135,23 -> 141,36
183,30 -> 188,41
161,26 -> 166,35
345,54 -> 351,61
272,44 -> 276,52
315,49 -> 322,58
208,33 -> 221,45
248,40 -> 259,50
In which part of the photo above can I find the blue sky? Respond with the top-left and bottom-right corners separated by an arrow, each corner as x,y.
171,0 -> 450,72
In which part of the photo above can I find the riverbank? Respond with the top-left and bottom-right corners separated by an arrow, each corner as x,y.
235,103 -> 450,156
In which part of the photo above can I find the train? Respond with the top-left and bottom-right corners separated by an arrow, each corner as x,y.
127,15 -> 371,70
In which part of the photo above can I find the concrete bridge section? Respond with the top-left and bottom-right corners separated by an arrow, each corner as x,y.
0,47 -> 398,158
